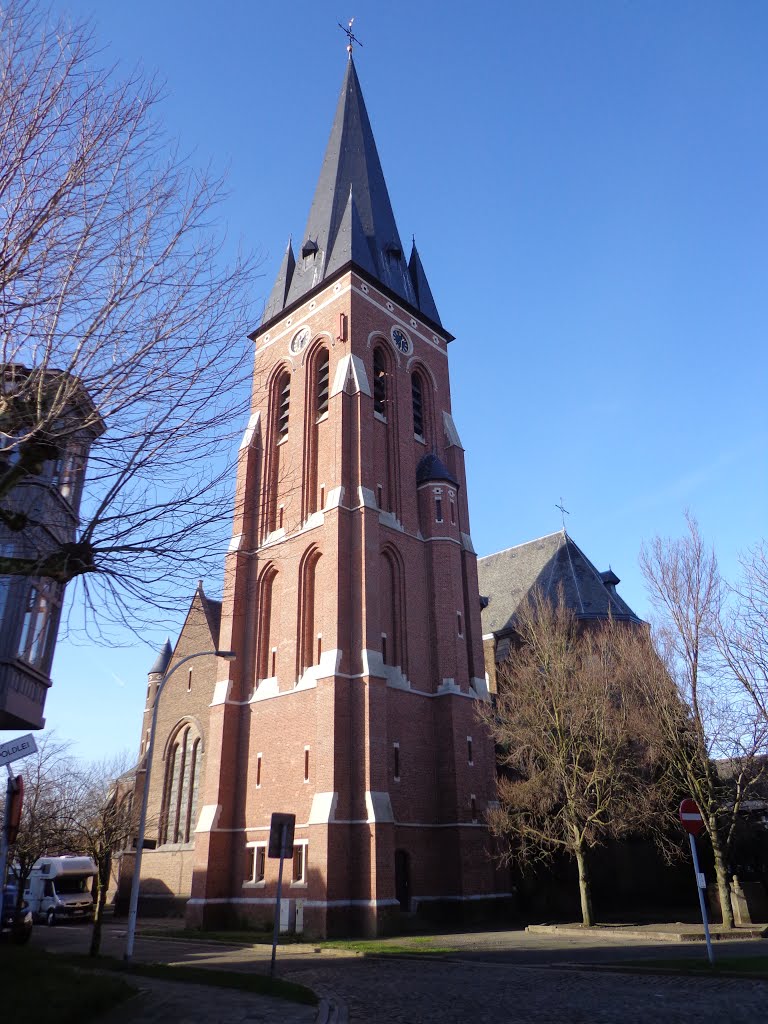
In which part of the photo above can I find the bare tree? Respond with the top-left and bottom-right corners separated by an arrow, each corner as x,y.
639,513 -> 768,928
718,541 -> 768,728
0,0 -> 259,633
72,757 -> 135,956
3,733 -> 80,914
479,590 -> 670,927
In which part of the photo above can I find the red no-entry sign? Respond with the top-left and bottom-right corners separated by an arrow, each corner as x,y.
679,798 -> 705,837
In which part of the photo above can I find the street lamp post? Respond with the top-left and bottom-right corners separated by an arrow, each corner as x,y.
124,648 -> 236,960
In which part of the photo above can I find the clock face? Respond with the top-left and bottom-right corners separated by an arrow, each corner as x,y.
391,327 -> 411,354
289,326 -> 311,355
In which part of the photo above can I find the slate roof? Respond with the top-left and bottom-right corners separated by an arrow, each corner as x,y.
416,452 -> 459,487
260,57 -> 442,329
477,530 -> 642,638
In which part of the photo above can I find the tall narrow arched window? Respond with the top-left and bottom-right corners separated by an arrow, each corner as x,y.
379,547 -> 407,670
160,725 -> 203,845
316,349 -> 329,418
257,565 -> 277,681
411,373 -> 424,438
297,547 -> 321,676
373,347 -> 387,416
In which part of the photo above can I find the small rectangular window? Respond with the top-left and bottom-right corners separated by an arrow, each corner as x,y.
304,746 -> 310,782
292,842 -> 306,883
320,484 -> 325,508
279,505 -> 284,530
377,484 -> 383,508
467,736 -> 473,765
316,634 -> 322,664
457,612 -> 463,637
393,742 -> 400,781
435,498 -> 443,523
256,753 -> 262,788
245,846 -> 255,881
187,669 -> 192,692
450,498 -> 456,525
381,633 -> 388,665
271,648 -> 277,677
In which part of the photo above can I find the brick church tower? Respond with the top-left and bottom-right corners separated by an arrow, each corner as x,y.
188,55 -> 506,936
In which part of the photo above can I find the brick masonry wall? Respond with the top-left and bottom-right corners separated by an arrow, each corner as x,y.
133,270 -> 507,935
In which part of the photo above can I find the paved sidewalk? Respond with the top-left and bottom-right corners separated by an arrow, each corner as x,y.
526,921 -> 768,942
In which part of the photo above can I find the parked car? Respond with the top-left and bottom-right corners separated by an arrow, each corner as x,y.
1,885 -> 33,944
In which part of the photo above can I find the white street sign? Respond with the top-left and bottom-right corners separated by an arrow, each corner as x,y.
0,733 -> 38,768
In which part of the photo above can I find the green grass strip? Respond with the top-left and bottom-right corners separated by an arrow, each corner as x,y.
0,948 -> 136,1024
618,955 -> 768,978
139,926 -> 457,957
61,953 -> 318,1005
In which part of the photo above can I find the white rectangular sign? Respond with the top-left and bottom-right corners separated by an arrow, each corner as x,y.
0,733 -> 38,768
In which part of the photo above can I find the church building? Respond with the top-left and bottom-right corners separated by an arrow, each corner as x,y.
121,54 -> 509,936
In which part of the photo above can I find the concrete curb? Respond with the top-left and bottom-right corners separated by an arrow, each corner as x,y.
525,924 -> 768,943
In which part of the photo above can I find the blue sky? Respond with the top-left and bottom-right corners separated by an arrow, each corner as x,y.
36,0 -> 767,761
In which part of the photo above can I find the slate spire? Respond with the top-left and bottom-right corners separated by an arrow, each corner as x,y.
262,58 -> 441,326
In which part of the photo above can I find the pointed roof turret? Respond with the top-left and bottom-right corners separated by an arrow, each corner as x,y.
325,187 -> 377,279
408,240 -> 442,327
261,58 -> 443,328
262,239 -> 296,324
149,639 -> 173,676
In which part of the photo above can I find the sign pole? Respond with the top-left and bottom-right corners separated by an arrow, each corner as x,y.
688,832 -> 715,965
270,824 -> 286,978
0,766 -> 13,926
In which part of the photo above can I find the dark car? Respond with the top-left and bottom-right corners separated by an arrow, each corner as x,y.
1,885 -> 33,944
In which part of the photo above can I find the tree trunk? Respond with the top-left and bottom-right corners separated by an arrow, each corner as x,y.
89,852 -> 110,957
574,843 -> 594,927
710,827 -> 734,929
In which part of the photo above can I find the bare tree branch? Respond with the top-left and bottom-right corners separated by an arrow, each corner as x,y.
0,0 -> 261,634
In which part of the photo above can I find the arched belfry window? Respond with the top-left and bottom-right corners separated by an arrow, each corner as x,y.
316,349 -> 330,418
373,347 -> 387,416
411,373 -> 424,439
276,372 -> 291,441
160,724 -> 202,845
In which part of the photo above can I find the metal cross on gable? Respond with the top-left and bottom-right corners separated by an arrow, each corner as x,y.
556,497 -> 570,530
338,17 -> 363,55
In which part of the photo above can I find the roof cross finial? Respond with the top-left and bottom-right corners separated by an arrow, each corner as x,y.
556,497 -> 570,530
338,17 -> 363,57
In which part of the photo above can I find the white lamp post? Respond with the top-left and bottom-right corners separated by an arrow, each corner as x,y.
124,648 -> 236,960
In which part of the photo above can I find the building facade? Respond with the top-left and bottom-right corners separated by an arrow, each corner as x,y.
0,367 -> 102,729
125,56 -> 508,936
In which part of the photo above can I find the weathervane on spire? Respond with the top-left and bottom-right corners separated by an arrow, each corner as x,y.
556,497 -> 570,530
338,17 -> 363,56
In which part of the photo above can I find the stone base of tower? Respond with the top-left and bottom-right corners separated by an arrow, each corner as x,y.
183,818 -> 511,939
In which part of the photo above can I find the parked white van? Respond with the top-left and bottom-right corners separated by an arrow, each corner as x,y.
24,856 -> 97,926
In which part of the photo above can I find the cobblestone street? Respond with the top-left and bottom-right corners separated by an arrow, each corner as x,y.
32,923 -> 768,1023
281,955 -> 767,1024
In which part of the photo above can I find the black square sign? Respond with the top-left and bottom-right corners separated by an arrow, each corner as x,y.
268,812 -> 296,858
